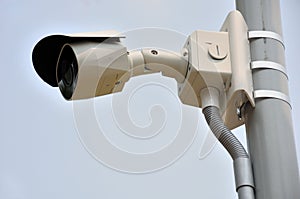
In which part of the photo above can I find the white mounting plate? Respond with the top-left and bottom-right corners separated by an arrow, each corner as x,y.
220,10 -> 255,129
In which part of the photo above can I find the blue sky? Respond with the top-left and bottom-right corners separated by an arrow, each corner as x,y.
1,0 -> 299,198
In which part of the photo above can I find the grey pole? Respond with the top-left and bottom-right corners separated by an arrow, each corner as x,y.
235,0 -> 300,199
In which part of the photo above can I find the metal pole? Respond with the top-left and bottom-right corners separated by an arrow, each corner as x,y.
235,0 -> 300,198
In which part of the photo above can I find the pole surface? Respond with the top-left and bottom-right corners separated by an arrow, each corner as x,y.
235,0 -> 300,199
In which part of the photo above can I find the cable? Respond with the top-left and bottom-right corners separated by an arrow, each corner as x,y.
202,106 -> 249,160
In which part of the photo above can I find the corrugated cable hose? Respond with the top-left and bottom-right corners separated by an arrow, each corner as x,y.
202,106 -> 249,160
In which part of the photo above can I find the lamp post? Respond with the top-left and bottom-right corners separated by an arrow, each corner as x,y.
236,0 -> 300,198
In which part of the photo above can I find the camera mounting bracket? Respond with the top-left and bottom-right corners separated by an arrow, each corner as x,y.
179,10 -> 255,130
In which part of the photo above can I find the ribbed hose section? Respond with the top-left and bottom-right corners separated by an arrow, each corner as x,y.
203,106 -> 249,160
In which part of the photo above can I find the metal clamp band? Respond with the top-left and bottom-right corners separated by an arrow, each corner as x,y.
254,90 -> 291,108
251,61 -> 288,79
248,31 -> 284,47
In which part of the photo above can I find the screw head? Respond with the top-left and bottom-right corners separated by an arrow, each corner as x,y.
208,44 -> 227,60
151,50 -> 158,55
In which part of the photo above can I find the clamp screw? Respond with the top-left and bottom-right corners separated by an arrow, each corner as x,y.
208,44 -> 227,60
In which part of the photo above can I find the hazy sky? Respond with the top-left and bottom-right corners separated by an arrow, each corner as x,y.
1,0 -> 299,198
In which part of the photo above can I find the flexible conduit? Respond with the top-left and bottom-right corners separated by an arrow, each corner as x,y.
202,106 -> 249,160
203,105 -> 255,199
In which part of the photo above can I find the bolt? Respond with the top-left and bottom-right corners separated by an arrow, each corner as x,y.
236,107 -> 242,121
182,48 -> 188,56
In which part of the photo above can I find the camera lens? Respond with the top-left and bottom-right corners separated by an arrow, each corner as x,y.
61,60 -> 74,87
57,45 -> 78,100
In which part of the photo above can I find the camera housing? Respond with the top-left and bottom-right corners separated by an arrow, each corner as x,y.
32,30 -> 188,100
32,31 -> 131,100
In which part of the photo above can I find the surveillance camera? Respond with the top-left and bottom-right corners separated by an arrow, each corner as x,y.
32,31 -> 131,100
57,40 -> 131,100
32,30 -> 188,100
32,10 -> 256,130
